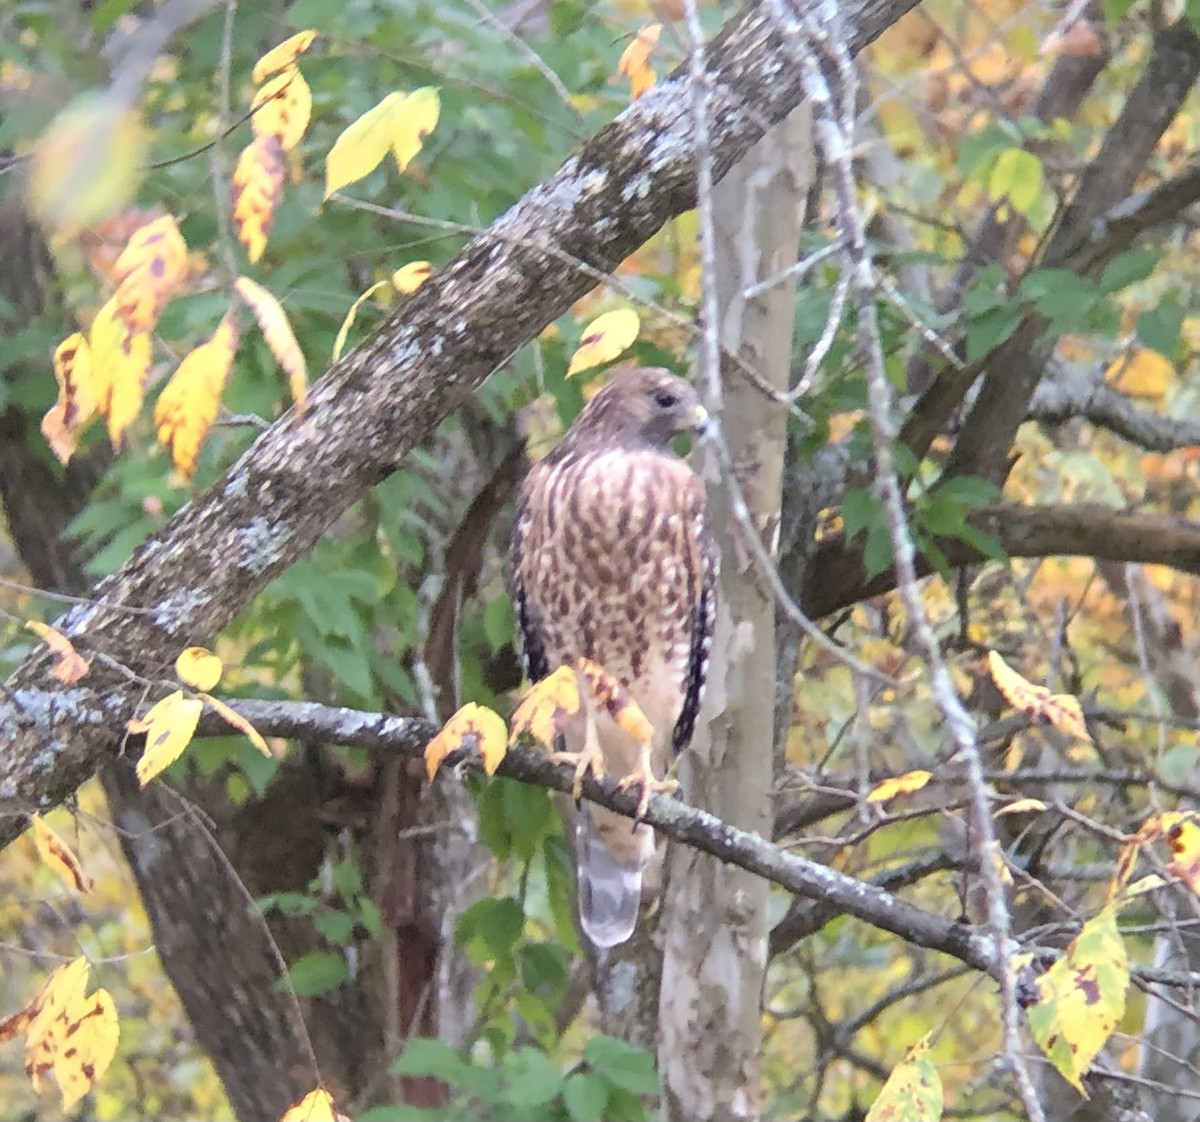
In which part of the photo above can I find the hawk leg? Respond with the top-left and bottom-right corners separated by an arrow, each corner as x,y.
617,740 -> 678,821
550,704 -> 605,799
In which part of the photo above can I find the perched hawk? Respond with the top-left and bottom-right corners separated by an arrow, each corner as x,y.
510,367 -> 718,947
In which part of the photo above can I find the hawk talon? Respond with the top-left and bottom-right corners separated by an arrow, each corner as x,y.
617,769 -> 678,822
549,747 -> 605,800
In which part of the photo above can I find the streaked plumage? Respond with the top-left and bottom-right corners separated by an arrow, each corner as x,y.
510,367 -> 717,946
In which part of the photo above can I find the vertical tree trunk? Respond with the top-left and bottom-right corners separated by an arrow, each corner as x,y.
659,107 -> 811,1122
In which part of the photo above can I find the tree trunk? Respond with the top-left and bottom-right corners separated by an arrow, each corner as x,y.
660,105 -> 811,1122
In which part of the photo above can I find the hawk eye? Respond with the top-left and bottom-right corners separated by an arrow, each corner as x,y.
652,388 -> 679,409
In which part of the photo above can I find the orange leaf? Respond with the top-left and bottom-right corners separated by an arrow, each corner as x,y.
866,770 -> 932,804
575,657 -> 653,744
154,315 -> 240,476
30,815 -> 92,893
25,621 -> 89,684
566,309 -> 640,376
112,214 -> 188,333
175,646 -> 224,691
200,693 -> 273,758
232,134 -> 285,264
987,651 -> 1091,743
510,666 -> 581,750
89,296 -> 152,448
129,690 -> 204,786
424,703 -> 508,780
42,333 -> 97,464
617,24 -> 661,101
235,276 -> 308,407
252,30 -> 317,84
252,66 -> 312,151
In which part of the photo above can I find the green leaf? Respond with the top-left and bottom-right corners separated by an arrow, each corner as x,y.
841,488 -> 881,543
563,1073 -> 610,1122
393,1037 -> 465,1080
965,305 -> 1021,362
585,1036 -> 659,1096
479,778 -> 513,861
313,909 -> 357,944
1137,303 -> 1185,358
457,896 -> 525,960
287,950 -> 349,996
502,1046 -> 563,1107
1099,247 -> 1159,294
933,476 -> 1001,508
504,780 -> 554,862
988,147 -> 1043,215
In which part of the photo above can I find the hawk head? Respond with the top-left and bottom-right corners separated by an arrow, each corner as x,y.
564,367 -> 708,452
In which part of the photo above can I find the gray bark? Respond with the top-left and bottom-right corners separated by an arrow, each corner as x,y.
660,106 -> 811,1121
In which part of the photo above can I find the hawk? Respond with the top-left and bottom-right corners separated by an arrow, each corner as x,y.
510,367 -> 718,947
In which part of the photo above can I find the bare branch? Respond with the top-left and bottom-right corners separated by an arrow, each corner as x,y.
803,502 -> 1200,620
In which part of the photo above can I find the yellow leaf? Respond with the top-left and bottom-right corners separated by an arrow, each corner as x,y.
617,24 -> 661,101
510,666 -> 581,750
53,987 -> 119,1108
567,309 -> 640,376
235,276 -> 308,407
1165,815 -> 1200,893
424,703 -> 509,780
252,66 -> 312,151
994,797 -> 1048,816
30,815 -> 92,893
331,280 -> 390,363
987,650 -> 1092,743
25,621 -> 89,684
89,296 -> 152,448
391,87 -> 440,173
232,135 -> 286,264
25,958 -> 90,1090
576,657 -> 654,745
1027,907 -> 1128,1094
154,315 -> 239,476
129,691 -> 204,786
866,770 -> 932,804
324,88 -> 440,197
175,646 -> 224,691
1107,348 -> 1173,397
112,214 -> 189,333
200,693 -> 273,757
280,1087 -> 349,1122
27,92 -> 145,241
325,92 -> 405,197
252,30 -> 317,84
865,1033 -> 943,1122
391,261 -> 434,294
42,333 -> 96,464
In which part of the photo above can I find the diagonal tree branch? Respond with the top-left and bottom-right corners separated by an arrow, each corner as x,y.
0,0 -> 921,851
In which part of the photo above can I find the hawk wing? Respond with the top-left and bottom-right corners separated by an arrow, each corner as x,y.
509,477 -> 550,685
673,495 -> 718,754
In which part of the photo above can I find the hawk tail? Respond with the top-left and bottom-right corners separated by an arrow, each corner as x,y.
576,805 -> 653,947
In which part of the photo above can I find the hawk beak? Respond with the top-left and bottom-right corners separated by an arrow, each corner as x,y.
690,403 -> 712,437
